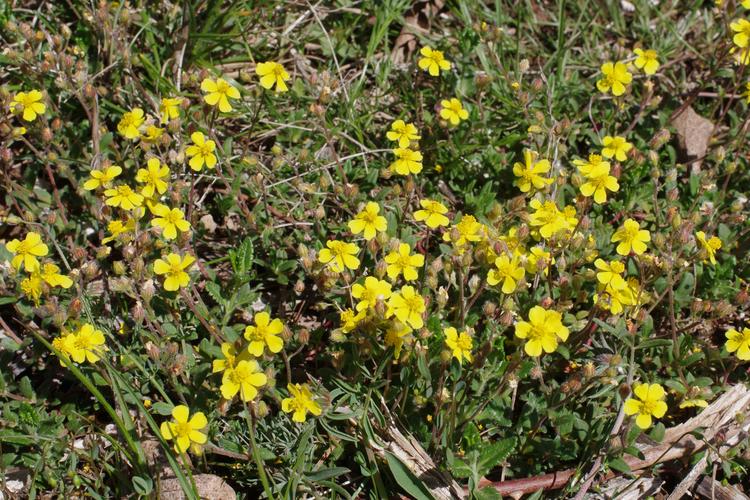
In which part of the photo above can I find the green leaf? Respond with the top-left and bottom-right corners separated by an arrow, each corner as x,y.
304,466 -> 351,482
474,486 -> 503,500
132,475 -> 153,495
608,457 -> 632,474
649,422 -> 665,443
636,339 -> 673,350
385,452 -> 435,500
477,438 -> 516,477
230,237 -> 254,278
18,376 -> 35,399
151,402 -> 174,416
204,281 -> 225,306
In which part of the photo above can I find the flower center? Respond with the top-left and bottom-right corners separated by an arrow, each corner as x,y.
175,421 -> 192,437
247,325 -> 267,342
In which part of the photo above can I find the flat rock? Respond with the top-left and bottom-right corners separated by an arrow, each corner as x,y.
158,474 -> 236,500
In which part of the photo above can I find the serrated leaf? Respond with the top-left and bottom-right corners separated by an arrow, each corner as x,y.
477,438 -> 516,476
230,237 -> 254,278
204,281 -> 224,306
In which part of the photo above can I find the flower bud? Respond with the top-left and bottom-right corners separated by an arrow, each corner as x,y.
482,301 -> 497,317
436,286 -> 449,309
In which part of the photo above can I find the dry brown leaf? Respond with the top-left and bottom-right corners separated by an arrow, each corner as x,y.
671,105 -> 713,173
391,0 -> 446,65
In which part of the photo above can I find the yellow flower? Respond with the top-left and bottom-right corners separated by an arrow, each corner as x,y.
386,120 -> 420,148
281,383 -> 322,423
596,61 -> 632,96
117,108 -> 145,139
595,259 -> 627,290
256,62 -> 291,93
443,215 -> 483,251
386,285 -> 426,329
60,324 -> 107,364
624,383 -> 668,429
743,0 -> 750,8
444,327 -> 473,365
340,308 -> 366,333
151,204 -> 191,240
348,202 -> 387,240
385,321 -> 411,358
390,148 -> 423,175
633,48 -> 659,75
221,359 -> 267,401
160,97 -> 183,124
418,47 -> 451,76
733,46 -> 750,65
201,77 -> 241,112
40,262 -> 73,288
243,311 -> 284,356
487,254 -> 525,294
5,231 -> 48,271
83,165 -> 122,190
142,125 -> 164,143
726,327 -> 750,360
104,185 -> 144,211
414,199 -> 449,229
731,19 -> 750,48
318,240 -> 360,273
579,162 -> 619,204
102,218 -> 135,244
611,218 -> 650,256
160,405 -> 208,455
186,132 -> 217,171
513,149 -> 552,192
525,246 -> 554,275
352,276 -> 392,312
153,253 -> 195,291
601,136 -> 633,162
572,153 -> 609,177
514,305 -> 569,357
594,278 -> 640,316
20,272 -> 43,304
695,231 -> 722,265
384,243 -> 424,282
528,199 -> 573,239
439,98 -> 469,125
213,342 -> 248,373
135,158 -> 170,197
679,398 -> 708,409
10,90 -> 46,121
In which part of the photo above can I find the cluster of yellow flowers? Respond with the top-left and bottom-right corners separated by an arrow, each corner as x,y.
596,47 -> 660,96
211,311 -> 322,422
385,47 -> 469,177
5,231 -> 72,305
53,323 -> 107,365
